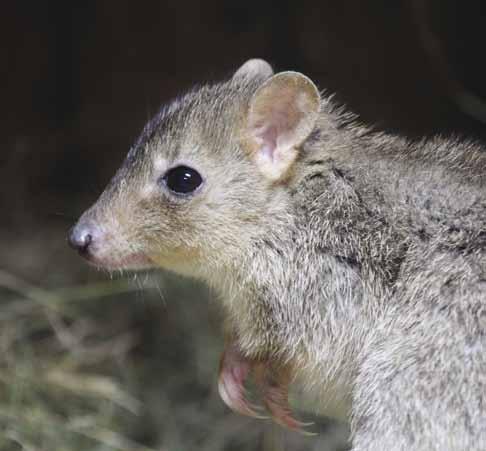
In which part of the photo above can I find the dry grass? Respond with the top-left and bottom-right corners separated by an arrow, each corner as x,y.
0,271 -> 149,451
0,266 -> 349,451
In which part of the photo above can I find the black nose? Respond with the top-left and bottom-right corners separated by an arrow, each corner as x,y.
68,225 -> 93,254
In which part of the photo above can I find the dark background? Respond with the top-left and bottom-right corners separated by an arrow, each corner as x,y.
1,1 -> 486,450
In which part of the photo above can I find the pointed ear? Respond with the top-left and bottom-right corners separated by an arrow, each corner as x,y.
244,72 -> 320,181
233,59 -> 274,82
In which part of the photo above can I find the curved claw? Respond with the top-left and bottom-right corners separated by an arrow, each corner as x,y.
218,344 -> 314,434
218,345 -> 266,419
255,365 -> 316,435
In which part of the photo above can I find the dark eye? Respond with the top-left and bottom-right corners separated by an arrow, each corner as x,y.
163,165 -> 203,194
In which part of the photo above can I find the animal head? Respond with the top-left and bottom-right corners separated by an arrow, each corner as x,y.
69,59 -> 321,277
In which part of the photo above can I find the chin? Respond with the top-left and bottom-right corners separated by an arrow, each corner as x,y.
84,253 -> 155,272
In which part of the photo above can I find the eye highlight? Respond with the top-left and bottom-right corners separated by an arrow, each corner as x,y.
162,165 -> 203,195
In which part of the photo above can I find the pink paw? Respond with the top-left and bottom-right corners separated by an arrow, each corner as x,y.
218,344 -> 264,419
218,343 -> 314,434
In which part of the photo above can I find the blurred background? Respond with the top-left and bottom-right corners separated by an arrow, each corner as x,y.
1,0 -> 486,450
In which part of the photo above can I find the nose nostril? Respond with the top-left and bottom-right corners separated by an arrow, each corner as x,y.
84,233 -> 92,248
77,233 -> 92,254
68,227 -> 94,255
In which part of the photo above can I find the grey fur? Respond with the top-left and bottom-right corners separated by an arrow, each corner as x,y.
73,61 -> 486,450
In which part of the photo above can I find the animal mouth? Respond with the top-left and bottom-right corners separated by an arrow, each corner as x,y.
68,223 -> 154,271
82,252 -> 154,272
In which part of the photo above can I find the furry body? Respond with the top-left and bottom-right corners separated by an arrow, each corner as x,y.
217,108 -> 486,449
71,61 -> 486,450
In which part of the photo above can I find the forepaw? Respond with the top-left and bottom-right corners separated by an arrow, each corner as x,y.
218,344 -> 265,419
218,344 -> 314,434
255,365 -> 315,434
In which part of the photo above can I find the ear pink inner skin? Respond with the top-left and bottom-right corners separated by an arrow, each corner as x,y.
256,125 -> 278,162
251,96 -> 304,164
218,342 -> 312,433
